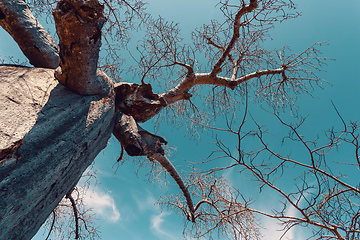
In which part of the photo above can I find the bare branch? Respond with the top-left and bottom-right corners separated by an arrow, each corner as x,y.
45,211 -> 56,240
160,68 -> 284,105
66,190 -> 80,239
211,0 -> 258,76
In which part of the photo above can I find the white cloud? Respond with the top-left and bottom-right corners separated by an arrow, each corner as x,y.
150,212 -> 177,240
261,217 -> 289,240
83,188 -> 121,223
259,198 -> 310,240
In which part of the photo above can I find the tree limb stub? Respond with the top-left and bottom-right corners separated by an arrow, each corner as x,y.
113,112 -> 167,156
53,0 -> 109,95
0,0 -> 59,69
112,113 -> 195,221
114,82 -> 167,123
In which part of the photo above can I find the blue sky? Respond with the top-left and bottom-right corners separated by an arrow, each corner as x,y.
1,0 -> 360,239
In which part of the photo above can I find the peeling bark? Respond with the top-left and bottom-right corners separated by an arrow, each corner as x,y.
0,139 -> 23,164
53,0 -> 109,96
0,0 -> 59,69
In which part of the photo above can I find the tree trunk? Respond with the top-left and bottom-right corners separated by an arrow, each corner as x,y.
53,0 -> 108,95
0,66 -> 115,240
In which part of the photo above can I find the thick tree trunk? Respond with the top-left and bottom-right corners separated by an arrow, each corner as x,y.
0,1 -> 116,238
0,0 -> 196,238
0,66 -> 115,240
0,0 -> 59,69
53,0 -> 108,96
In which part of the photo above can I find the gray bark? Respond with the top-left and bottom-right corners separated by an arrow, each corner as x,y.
0,1 -> 196,238
0,0 -> 59,69
0,66 -> 115,240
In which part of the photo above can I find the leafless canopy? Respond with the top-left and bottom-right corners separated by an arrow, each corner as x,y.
201,105 -> 360,239
2,0 -> 350,239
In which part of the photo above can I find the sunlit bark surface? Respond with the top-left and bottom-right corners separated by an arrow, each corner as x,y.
0,66 -> 115,239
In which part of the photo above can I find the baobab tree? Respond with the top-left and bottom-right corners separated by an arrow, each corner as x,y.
1,0 -> 358,239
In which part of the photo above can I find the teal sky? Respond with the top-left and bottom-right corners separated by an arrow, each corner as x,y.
1,0 -> 360,239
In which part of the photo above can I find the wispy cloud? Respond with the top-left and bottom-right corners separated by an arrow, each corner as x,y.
133,190 -> 157,212
83,188 -> 121,223
132,191 -> 181,240
150,212 -> 177,240
259,193 -> 311,240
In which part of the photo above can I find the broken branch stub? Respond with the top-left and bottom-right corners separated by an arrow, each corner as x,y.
114,82 -> 167,123
112,112 -> 167,156
53,0 -> 109,95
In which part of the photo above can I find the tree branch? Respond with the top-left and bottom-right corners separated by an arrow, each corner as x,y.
160,68 -> 284,105
66,190 -> 79,239
114,82 -> 167,123
112,112 -> 195,221
0,0 -> 59,68
45,211 -> 56,240
149,153 -> 195,222
211,0 -> 258,76
53,0 -> 111,95
113,112 -> 167,156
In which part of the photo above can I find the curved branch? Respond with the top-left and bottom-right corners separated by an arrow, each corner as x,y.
112,113 -> 195,221
45,211 -> 56,240
150,153 -> 195,222
211,0 -> 258,76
